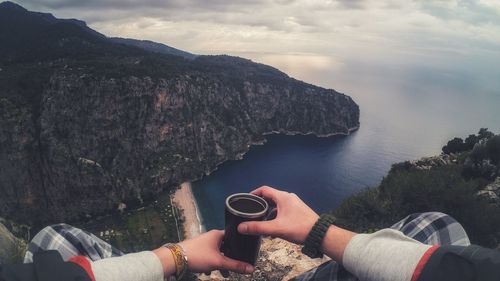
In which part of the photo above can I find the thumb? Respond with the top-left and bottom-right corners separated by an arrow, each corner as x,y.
238,220 -> 277,236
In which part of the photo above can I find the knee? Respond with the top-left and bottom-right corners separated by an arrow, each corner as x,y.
30,223 -> 77,243
36,223 -> 65,233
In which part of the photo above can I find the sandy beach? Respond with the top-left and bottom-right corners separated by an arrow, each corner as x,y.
172,182 -> 205,239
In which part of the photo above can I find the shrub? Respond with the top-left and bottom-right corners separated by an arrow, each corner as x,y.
463,136 -> 500,180
334,164 -> 500,247
442,128 -> 494,155
442,137 -> 466,154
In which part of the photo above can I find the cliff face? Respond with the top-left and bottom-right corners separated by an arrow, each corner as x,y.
1,66 -> 358,226
0,2 -> 359,226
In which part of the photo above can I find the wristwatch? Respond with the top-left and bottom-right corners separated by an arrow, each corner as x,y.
301,214 -> 336,258
163,243 -> 188,280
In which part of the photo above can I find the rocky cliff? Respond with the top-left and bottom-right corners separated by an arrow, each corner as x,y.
0,2 -> 359,227
0,222 -> 26,264
198,238 -> 330,281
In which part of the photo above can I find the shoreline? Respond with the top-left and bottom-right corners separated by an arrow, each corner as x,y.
193,126 -> 360,181
170,127 -> 359,237
172,182 -> 205,239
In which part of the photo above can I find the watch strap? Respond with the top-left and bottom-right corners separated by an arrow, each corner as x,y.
302,214 -> 336,258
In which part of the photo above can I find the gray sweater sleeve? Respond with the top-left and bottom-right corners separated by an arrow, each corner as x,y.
342,229 -> 432,281
91,251 -> 164,281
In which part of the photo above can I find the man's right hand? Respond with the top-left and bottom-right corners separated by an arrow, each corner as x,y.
237,186 -> 319,244
238,186 -> 356,263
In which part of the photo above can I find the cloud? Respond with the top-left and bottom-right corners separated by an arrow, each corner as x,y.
21,0 -> 270,13
417,0 -> 500,26
13,0 -> 500,93
335,0 -> 366,9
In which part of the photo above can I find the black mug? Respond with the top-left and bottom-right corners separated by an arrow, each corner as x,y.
221,193 -> 269,265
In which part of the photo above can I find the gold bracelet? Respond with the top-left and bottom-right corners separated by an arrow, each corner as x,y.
163,243 -> 188,280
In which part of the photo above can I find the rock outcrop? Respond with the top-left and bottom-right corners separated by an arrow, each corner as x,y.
477,177 -> 500,204
0,222 -> 26,264
197,238 -> 330,281
389,154 -> 460,175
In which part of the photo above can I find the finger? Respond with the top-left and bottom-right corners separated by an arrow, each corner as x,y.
205,229 -> 224,241
205,229 -> 226,251
219,256 -> 254,274
209,229 -> 225,247
251,186 -> 281,203
209,229 -> 224,237
238,220 -> 277,236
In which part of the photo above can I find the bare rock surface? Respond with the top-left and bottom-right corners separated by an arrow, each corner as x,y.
0,223 -> 27,264
409,154 -> 458,170
196,238 -> 329,281
477,177 -> 500,204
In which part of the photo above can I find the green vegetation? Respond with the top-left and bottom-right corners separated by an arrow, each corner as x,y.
464,135 -> 500,180
442,128 -> 494,155
76,192 -> 183,253
334,129 -> 500,247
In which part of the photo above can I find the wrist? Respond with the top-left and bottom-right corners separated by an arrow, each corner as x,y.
152,247 -> 176,277
301,213 -> 320,243
177,241 -> 189,270
321,225 -> 357,263
163,243 -> 189,279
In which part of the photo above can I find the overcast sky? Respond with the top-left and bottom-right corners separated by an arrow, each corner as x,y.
15,0 -> 500,96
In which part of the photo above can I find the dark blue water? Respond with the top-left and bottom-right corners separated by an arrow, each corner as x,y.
192,133 -> 376,230
192,62 -> 500,231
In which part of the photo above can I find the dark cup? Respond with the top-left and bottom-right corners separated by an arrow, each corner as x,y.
221,193 -> 269,265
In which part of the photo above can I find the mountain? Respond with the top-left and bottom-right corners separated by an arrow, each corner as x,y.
0,1 -> 193,62
110,37 -> 197,60
0,1 -> 107,62
0,1 -> 359,226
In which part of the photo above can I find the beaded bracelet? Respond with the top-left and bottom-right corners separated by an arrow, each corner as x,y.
163,243 -> 188,280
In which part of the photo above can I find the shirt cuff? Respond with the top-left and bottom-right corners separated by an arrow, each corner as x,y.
91,251 -> 164,281
342,229 -> 432,281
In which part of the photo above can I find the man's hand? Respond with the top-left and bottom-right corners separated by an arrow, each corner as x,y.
237,186 -> 319,244
153,230 -> 254,278
237,186 -> 356,263
179,230 -> 254,274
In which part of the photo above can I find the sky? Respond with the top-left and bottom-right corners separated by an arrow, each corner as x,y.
15,0 -> 500,97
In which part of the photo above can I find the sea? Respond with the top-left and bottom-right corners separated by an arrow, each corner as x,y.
192,61 -> 500,231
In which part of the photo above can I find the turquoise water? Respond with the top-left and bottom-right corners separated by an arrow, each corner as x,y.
192,64 -> 500,231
